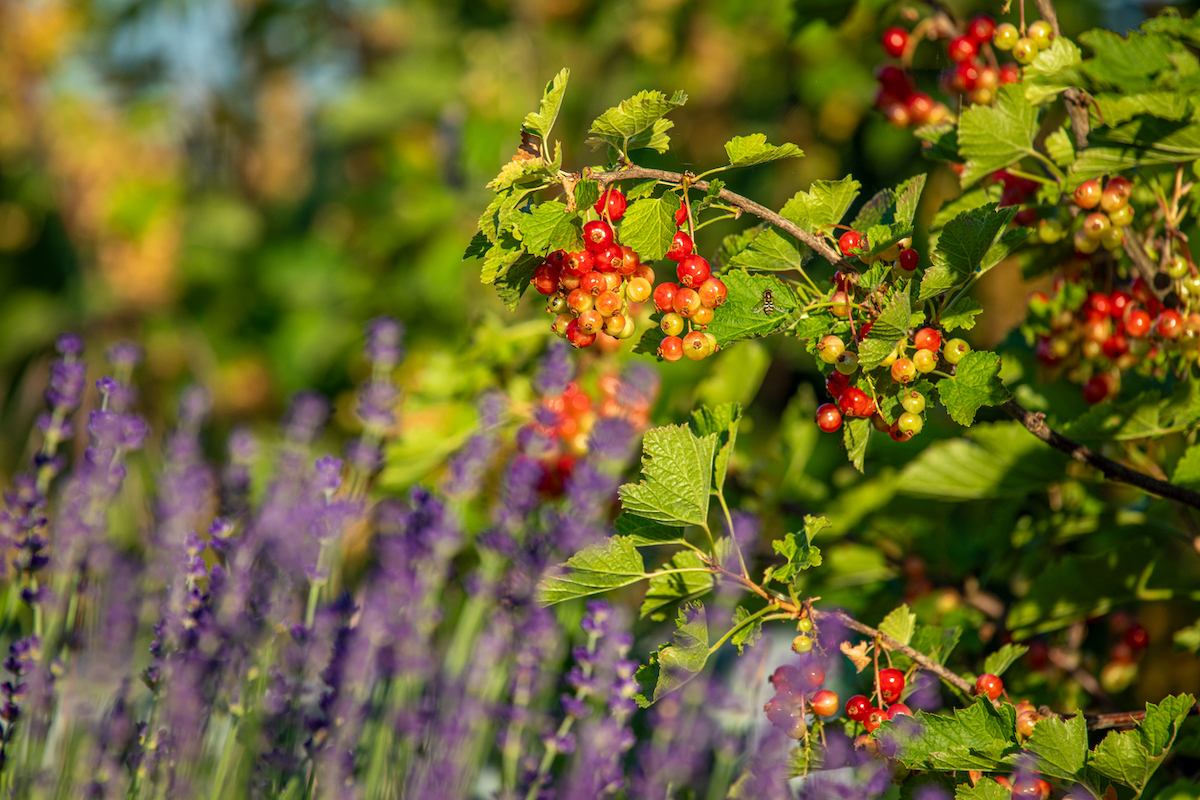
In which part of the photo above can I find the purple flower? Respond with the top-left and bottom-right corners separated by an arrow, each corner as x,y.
55,332 -> 84,357
106,340 -> 144,368
285,392 -> 329,445
356,380 -> 398,429
364,316 -> 405,370
586,416 -> 635,463
534,341 -> 574,397
313,456 -> 344,494
616,362 -> 660,409
45,360 -> 86,413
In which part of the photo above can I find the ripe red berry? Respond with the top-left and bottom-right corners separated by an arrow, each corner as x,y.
1083,373 -> 1114,405
565,319 -> 595,349
826,371 -> 850,398
1101,334 -> 1128,359
975,673 -> 1004,701
676,255 -> 712,288
658,335 -> 684,362
914,327 -> 942,352
594,291 -> 622,317
891,358 -> 917,384
816,403 -> 843,433
886,703 -> 913,720
580,271 -> 607,296
532,263 -> 560,295
811,690 -> 840,717
968,15 -> 996,43
566,288 -> 593,315
878,668 -> 905,703
583,220 -> 615,253
898,248 -> 919,271
673,287 -> 703,318
618,246 -> 640,276
999,63 -> 1021,84
594,187 -> 627,221
1157,309 -> 1184,338
838,230 -> 866,257
1124,623 -> 1150,650
593,244 -> 623,273
864,707 -> 886,733
698,277 -> 727,308
1109,290 -> 1133,317
881,26 -> 908,58
837,387 -> 869,418
800,660 -> 823,686
682,330 -> 712,361
653,282 -> 679,313
565,250 -> 594,277
1010,776 -> 1051,800
845,694 -> 872,722
948,36 -> 978,63
667,230 -> 694,261
1074,180 -> 1102,209
675,205 -> 688,228
577,310 -> 604,335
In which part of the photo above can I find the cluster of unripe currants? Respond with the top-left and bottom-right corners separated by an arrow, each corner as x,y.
1029,281 -> 1198,404
1036,176 -> 1134,255
814,324 -> 970,441
763,633 -> 839,739
844,667 -> 914,735
876,14 -> 1025,128
534,188 -> 651,350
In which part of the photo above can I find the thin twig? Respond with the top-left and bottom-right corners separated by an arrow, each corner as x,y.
592,166 -> 851,270
1123,227 -> 1171,300
1002,399 -> 1200,509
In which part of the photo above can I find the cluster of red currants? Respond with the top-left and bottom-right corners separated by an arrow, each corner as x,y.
844,667 -> 914,736
876,14 -> 1022,128
1100,612 -> 1151,694
525,375 -> 652,491
1028,281 -> 1195,405
652,207 -> 728,362
763,648 -> 839,739
1037,176 -> 1135,255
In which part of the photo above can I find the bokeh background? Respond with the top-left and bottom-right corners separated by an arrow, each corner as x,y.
2,0 -> 1199,713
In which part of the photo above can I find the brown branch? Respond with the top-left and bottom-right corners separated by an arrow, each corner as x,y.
1032,0 -> 1091,147
1122,227 -> 1171,300
592,166 -> 852,270
1002,399 -> 1200,509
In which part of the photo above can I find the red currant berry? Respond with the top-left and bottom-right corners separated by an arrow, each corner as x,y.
968,15 -> 996,43
566,288 -> 594,315
618,245 -> 640,276
676,254 -> 712,288
886,703 -> 913,720
546,250 -> 566,270
594,291 -> 622,317
898,248 -> 919,271
603,272 -> 622,293
914,327 -> 942,352
816,403 -> 843,433
565,319 -> 595,349
811,690 -> 840,718
633,264 -> 655,283
594,187 -> 627,221
580,271 -> 607,297
864,707 -> 886,733
593,244 -> 623,273
800,659 -> 823,686
906,92 -> 935,124
881,26 -> 908,58
660,312 -> 685,337
1083,373 -> 1114,405
1109,290 -> 1133,317
674,205 -> 688,228
1010,776 -> 1051,800
889,422 -> 914,442
948,36 -> 978,63
698,277 -> 727,308
551,312 -> 573,337
845,695 -> 872,722
667,230 -> 694,261
673,287 -> 703,318
578,309 -> 606,335
565,250 -> 594,277
999,63 -> 1021,84
653,282 -> 679,313
691,305 -> 714,328
878,668 -> 905,703
830,291 -> 851,318
838,230 -> 866,257
626,276 -> 652,304
532,263 -> 560,295
1157,309 -> 1184,338
1124,623 -> 1150,650
658,335 -> 684,362
876,64 -> 911,95
1101,333 -> 1128,359
1074,180 -> 1102,209
582,220 -> 615,253
559,272 -> 581,291
975,673 -> 1004,701
682,330 -> 713,361
826,371 -> 850,398
891,358 -> 917,384
833,270 -> 858,291
604,313 -> 629,337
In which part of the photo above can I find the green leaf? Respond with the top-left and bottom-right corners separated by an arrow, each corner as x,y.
536,536 -> 646,605
613,513 -> 689,546
587,89 -> 688,154
879,604 -> 917,647
715,224 -> 765,265
518,201 -> 582,255
955,779 -> 1009,800
853,175 -> 927,258
894,173 -> 928,227
1079,27 -> 1185,92
689,402 -> 742,492
493,252 -> 540,310
907,624 -> 962,666
725,228 -> 802,272
983,643 -> 1029,677
942,296 -> 984,332
1027,713 -> 1087,782
957,84 -> 1041,186
1045,128 -> 1076,167
730,606 -> 764,655
843,416 -> 871,473
635,602 -> 708,706
1022,38 -> 1084,104
770,515 -> 829,584
620,193 -> 683,261
1090,730 -> 1155,795
463,230 -> 490,260
860,291 -> 911,370
618,425 -> 716,527
1068,117 -> 1200,189
781,176 -> 861,261
574,179 -> 600,212
701,270 -> 801,346
1174,619 -> 1200,654
1138,694 -> 1196,756
625,179 -> 658,201
915,122 -> 960,163
937,350 -> 1010,426
724,133 -> 804,167
640,550 -> 713,620
522,68 -> 570,141
884,699 -> 1018,772
1093,92 -> 1191,126
922,204 -> 1020,302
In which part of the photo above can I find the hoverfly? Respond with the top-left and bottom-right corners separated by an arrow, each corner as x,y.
751,289 -> 775,315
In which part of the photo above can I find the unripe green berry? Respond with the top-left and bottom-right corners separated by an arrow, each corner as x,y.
897,411 -> 924,435
913,348 -> 937,373
1038,219 -> 1064,244
660,312 -> 685,337
835,351 -> 860,375
944,338 -> 971,364
1013,37 -> 1037,64
792,634 -> 814,654
1101,226 -> 1124,251
1107,205 -> 1134,228
1167,255 -> 1189,279
1183,275 -> 1200,296
1074,229 -> 1099,254
993,22 -> 1019,50
1028,20 -> 1053,49
818,334 -> 846,364
797,617 -> 813,633
901,390 -> 926,414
